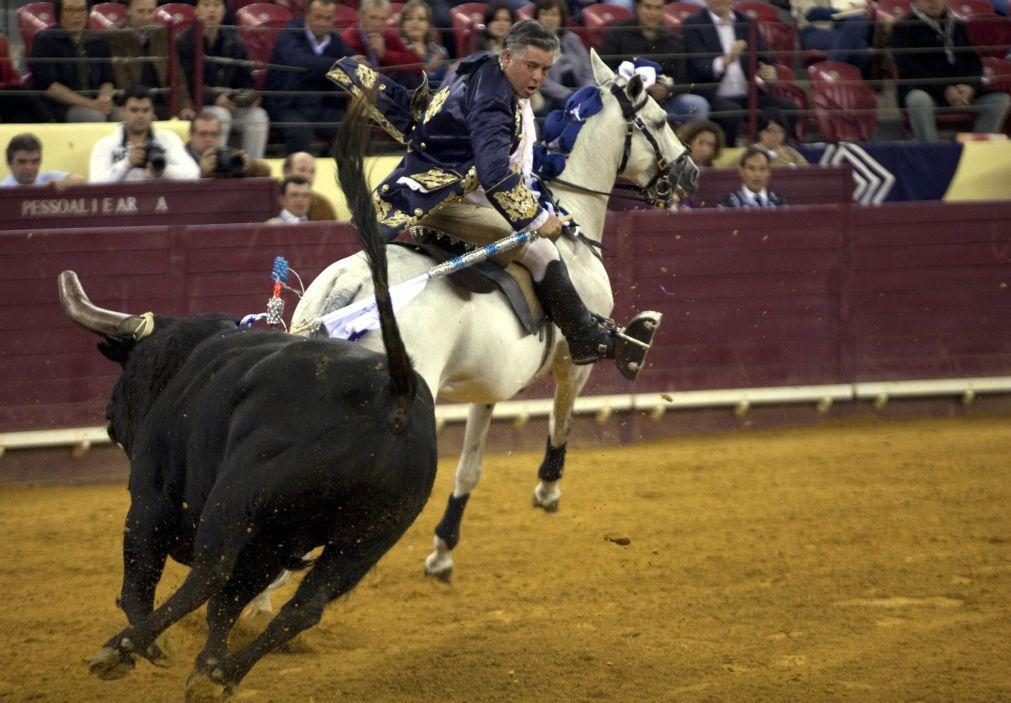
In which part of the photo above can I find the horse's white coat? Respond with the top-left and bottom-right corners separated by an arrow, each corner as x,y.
292,51 -> 691,578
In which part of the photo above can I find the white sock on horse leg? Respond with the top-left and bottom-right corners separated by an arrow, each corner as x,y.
519,238 -> 561,282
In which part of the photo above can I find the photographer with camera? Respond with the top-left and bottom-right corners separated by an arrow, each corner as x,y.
185,111 -> 271,178
89,84 -> 200,182
177,0 -> 270,160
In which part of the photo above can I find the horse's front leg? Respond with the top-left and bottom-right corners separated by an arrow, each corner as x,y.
532,360 -> 594,512
424,403 -> 495,582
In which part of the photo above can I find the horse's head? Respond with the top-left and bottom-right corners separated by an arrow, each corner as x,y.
587,50 -> 700,207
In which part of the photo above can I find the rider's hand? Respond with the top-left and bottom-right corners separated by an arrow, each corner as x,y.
536,213 -> 564,242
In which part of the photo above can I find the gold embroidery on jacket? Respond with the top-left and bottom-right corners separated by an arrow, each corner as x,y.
355,63 -> 378,89
326,64 -> 407,143
492,182 -> 538,221
424,87 -> 450,124
409,168 -> 461,190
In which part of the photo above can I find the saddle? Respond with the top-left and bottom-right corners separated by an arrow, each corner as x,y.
392,227 -> 546,336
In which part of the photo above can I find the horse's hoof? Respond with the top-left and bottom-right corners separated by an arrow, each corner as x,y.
531,486 -> 561,513
534,497 -> 559,513
186,668 -> 234,702
89,645 -> 135,680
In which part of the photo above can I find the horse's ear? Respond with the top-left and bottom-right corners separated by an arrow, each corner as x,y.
626,74 -> 644,101
589,49 -> 614,85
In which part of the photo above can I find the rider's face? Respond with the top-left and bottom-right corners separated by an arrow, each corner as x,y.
501,46 -> 555,100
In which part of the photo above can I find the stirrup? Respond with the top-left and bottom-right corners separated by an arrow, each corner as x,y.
613,311 -> 662,381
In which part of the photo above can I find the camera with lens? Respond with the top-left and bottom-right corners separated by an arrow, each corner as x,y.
144,141 -> 167,172
213,146 -> 246,176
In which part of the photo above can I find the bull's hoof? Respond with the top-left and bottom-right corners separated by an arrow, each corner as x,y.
89,644 -> 136,680
185,668 -> 234,702
145,640 -> 171,668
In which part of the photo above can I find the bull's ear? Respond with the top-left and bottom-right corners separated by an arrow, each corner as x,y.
626,73 -> 645,101
590,48 -> 614,86
98,337 -> 134,366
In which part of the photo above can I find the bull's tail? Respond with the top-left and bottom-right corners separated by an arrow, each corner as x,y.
334,97 -> 416,407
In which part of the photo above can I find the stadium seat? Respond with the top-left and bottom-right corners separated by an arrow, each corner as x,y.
155,3 -> 197,32
664,2 -> 700,32
982,56 -> 1011,94
237,3 -> 293,89
964,15 -> 1011,57
331,4 -> 359,30
228,0 -> 263,13
449,2 -> 487,57
765,63 -> 810,139
732,2 -> 796,62
946,0 -> 996,18
275,0 -> 307,16
516,3 -> 534,20
808,60 -> 878,141
733,0 -> 781,22
387,2 -> 404,26
875,0 -> 910,21
89,2 -> 128,29
580,4 -> 634,52
17,2 -> 56,58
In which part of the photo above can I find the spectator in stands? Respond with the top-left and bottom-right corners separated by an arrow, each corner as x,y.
282,151 -> 338,220
106,0 -> 195,120
682,0 -> 800,145
718,146 -> 787,207
677,119 -> 725,167
891,0 -> 1010,141
3,133 -> 85,188
752,112 -> 807,167
794,0 -> 878,76
600,0 -> 710,125
398,0 -> 450,85
341,0 -> 424,86
89,84 -> 200,182
479,2 -> 516,54
28,0 -> 116,123
185,110 -> 271,177
265,0 -> 355,155
534,0 -> 594,113
267,175 -> 313,222
177,0 -> 270,159
1,33 -> 51,122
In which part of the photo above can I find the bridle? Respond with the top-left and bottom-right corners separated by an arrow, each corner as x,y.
546,82 -> 696,209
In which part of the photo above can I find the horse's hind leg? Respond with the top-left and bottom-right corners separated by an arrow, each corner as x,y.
532,362 -> 594,512
424,402 -> 495,581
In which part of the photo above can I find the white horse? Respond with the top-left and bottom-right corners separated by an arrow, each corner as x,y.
292,51 -> 698,580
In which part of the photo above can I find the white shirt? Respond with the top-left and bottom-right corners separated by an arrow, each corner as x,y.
739,187 -> 772,207
0,171 -> 69,187
89,125 -> 200,183
276,208 -> 307,222
304,26 -> 332,55
709,11 -> 748,99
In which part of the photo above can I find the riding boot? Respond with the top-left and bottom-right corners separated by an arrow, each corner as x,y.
534,259 -> 615,365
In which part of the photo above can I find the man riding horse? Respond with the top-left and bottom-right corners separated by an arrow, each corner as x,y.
329,20 -> 658,377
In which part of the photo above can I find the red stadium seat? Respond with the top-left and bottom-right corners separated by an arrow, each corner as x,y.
89,2 -> 128,29
946,0 -> 996,18
580,4 -> 634,52
387,2 -> 404,27
155,3 -> 197,32
965,15 -> 1011,57
516,3 -> 535,21
808,60 -> 878,141
982,56 -> 1011,94
17,2 -> 56,58
275,0 -> 308,16
331,4 -> 359,30
228,0 -> 263,13
765,62 -> 810,139
875,0 -> 910,22
449,2 -> 487,56
0,34 -> 22,89
237,3 -> 293,88
664,2 -> 700,32
733,0 -> 781,22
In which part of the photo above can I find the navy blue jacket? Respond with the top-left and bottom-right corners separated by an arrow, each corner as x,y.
176,26 -> 255,105
264,19 -> 354,117
890,11 -> 982,103
681,9 -> 772,102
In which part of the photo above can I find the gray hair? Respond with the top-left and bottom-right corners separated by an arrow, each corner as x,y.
503,19 -> 560,56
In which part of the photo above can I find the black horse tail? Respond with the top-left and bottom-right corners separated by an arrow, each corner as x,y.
333,95 -> 417,412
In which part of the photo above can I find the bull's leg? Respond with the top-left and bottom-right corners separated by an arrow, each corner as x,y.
89,501 -> 255,681
532,362 -> 594,512
199,532 -> 406,692
186,551 -> 288,702
424,402 -> 495,582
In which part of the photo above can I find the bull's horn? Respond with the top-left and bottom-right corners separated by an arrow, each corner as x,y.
58,271 -> 151,340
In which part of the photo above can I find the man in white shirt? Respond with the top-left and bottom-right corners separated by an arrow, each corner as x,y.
718,146 -> 787,208
266,176 -> 313,223
2,133 -> 84,188
89,84 -> 200,183
682,0 -> 799,145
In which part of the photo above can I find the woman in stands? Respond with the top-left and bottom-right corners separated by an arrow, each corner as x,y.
478,1 -> 516,53
399,0 -> 450,84
677,120 -> 726,168
534,0 -> 593,114
753,112 -> 808,167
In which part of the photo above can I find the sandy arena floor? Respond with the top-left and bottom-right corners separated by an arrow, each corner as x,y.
0,415 -> 1009,702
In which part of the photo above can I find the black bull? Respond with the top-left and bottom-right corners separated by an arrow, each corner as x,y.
62,104 -> 437,700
